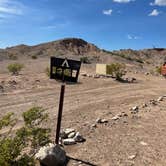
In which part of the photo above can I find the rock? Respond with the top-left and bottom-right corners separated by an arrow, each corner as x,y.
111,115 -> 119,120
60,131 -> 67,139
35,143 -> 66,166
74,132 -> 86,143
93,74 -> 100,79
0,85 -> 4,93
128,154 -> 136,160
149,99 -> 157,105
68,132 -> 76,138
145,72 -> 150,75
64,128 -> 75,135
96,118 -> 102,123
142,103 -> 148,108
101,119 -> 108,123
126,77 -> 136,83
35,79 -> 40,83
118,112 -> 128,117
131,106 -> 139,113
140,141 -> 148,146
157,96 -> 164,102
91,124 -> 97,128
81,73 -> 87,77
87,74 -> 92,77
96,118 -> 108,124
8,80 -> 17,85
63,138 -> 76,145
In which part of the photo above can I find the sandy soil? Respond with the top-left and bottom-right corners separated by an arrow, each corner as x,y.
1,58 -> 166,166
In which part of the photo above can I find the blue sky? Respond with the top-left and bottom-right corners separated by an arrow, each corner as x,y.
0,0 -> 166,50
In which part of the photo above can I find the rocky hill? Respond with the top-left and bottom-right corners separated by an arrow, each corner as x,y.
0,38 -> 101,61
0,38 -> 166,67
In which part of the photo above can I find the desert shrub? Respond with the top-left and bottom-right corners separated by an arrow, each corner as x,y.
7,63 -> 24,75
0,107 -> 51,166
80,57 -> 90,64
155,66 -> 162,74
45,67 -> 50,77
106,63 -> 126,81
8,54 -> 18,60
31,55 -> 37,59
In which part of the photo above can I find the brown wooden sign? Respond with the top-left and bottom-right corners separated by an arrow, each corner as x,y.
50,57 -> 81,82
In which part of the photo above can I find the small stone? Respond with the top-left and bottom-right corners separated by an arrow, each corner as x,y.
140,141 -> 148,146
0,85 -> 4,93
60,131 -> 67,139
68,132 -> 76,138
63,138 -> 76,145
96,118 -> 102,123
142,103 -> 148,108
157,96 -> 164,102
74,132 -> 86,143
131,106 -> 139,113
149,99 -> 157,105
111,115 -> 119,120
128,154 -> 136,160
93,74 -> 100,79
91,124 -> 97,128
81,73 -> 87,77
64,128 -> 75,135
101,119 -> 108,123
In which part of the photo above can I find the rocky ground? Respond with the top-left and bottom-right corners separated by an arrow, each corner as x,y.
1,57 -> 166,166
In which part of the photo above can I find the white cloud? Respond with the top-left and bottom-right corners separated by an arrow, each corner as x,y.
127,34 -> 141,40
150,0 -> 166,6
148,9 -> 160,16
0,0 -> 24,15
113,0 -> 134,3
41,25 -> 57,29
103,9 -> 113,15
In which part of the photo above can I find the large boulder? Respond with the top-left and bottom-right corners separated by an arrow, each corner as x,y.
35,143 -> 66,166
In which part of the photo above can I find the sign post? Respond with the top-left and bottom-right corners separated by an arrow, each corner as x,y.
50,57 -> 81,144
55,83 -> 65,144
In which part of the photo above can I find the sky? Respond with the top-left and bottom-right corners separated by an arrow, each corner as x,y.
0,0 -> 166,50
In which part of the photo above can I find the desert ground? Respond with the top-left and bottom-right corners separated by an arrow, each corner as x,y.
1,57 -> 166,166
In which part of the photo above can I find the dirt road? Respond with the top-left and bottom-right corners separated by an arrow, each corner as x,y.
1,59 -> 166,165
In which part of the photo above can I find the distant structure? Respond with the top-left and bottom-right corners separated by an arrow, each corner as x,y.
96,64 -> 107,75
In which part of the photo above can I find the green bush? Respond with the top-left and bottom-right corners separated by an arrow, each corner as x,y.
31,55 -> 37,59
106,63 -> 126,81
7,63 -> 24,75
155,66 -> 162,74
0,107 -> 51,166
45,67 -> 50,77
80,57 -> 90,64
8,54 -> 18,60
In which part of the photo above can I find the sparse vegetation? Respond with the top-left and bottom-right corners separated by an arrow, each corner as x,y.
31,55 -> 37,59
8,54 -> 18,60
45,67 -> 50,77
0,107 -> 50,166
155,66 -> 162,75
80,56 -> 90,64
106,63 -> 126,81
7,63 -> 24,75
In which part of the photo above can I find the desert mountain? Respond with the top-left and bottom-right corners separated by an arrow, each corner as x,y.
1,38 -> 101,60
0,38 -> 166,67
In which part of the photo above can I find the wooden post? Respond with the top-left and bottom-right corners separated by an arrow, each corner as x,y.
55,83 -> 65,144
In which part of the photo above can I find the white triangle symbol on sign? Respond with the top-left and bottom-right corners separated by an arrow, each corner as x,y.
62,59 -> 69,67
